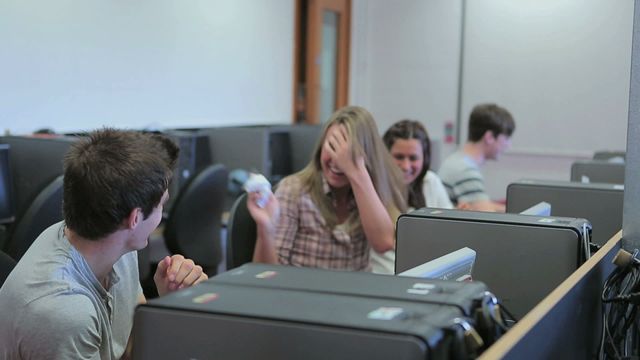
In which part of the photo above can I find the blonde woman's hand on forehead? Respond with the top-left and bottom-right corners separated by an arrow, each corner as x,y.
324,124 -> 365,177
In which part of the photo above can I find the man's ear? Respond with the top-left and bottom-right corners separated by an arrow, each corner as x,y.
126,208 -> 142,230
482,131 -> 496,144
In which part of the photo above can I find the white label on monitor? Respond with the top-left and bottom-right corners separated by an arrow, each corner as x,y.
407,288 -> 431,295
412,283 -> 436,290
367,307 -> 405,320
538,218 -> 556,223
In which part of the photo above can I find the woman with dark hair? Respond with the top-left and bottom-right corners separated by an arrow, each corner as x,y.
383,119 -> 452,210
370,120 -> 453,274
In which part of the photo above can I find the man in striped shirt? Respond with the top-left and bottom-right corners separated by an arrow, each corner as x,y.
438,103 -> 515,212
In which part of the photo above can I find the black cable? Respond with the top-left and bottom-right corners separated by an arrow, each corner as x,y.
599,252 -> 640,360
499,303 -> 519,325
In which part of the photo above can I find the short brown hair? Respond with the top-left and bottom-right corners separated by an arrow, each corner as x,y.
63,129 -> 178,240
468,103 -> 515,142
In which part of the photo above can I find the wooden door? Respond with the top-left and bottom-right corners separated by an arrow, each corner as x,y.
294,0 -> 351,124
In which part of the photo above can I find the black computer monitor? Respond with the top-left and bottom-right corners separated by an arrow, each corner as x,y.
593,150 -> 625,161
0,144 -> 15,224
506,179 -> 623,246
133,263 -> 493,359
0,136 -> 76,221
162,130 -> 213,210
395,208 -> 590,319
267,130 -> 292,184
570,160 -> 625,185
284,124 -> 323,172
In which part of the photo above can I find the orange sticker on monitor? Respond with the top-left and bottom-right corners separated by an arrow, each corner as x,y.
192,293 -> 219,304
255,271 -> 278,279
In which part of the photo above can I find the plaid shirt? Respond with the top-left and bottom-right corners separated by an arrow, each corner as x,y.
274,175 -> 370,271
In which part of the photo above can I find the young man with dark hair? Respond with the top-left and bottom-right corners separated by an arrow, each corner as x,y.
0,129 -> 208,359
438,103 -> 515,212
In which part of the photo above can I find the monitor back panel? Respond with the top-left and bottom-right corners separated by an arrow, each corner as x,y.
277,124 -> 322,173
506,180 -> 623,245
199,127 -> 270,176
133,282 -> 453,360
267,130 -> 292,183
0,136 -> 76,221
570,160 -> 625,184
163,130 -> 213,210
214,263 -> 489,316
593,150 -> 625,161
396,210 -> 583,318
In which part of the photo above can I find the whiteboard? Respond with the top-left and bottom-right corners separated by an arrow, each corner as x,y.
460,0 -> 633,155
0,0 -> 294,135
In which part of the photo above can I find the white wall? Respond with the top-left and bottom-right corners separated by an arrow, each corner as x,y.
0,0 -> 294,135
350,0 -> 462,142
1,0 -> 634,199
461,0 -> 632,155
351,0 -> 633,199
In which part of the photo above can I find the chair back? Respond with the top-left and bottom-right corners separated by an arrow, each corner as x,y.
0,251 -> 16,288
164,164 -> 228,274
5,176 -> 64,261
225,192 -> 257,270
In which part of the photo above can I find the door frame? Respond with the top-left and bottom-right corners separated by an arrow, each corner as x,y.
293,0 -> 351,124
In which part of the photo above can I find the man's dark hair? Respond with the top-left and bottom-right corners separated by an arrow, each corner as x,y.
467,103 -> 515,142
63,128 -> 179,240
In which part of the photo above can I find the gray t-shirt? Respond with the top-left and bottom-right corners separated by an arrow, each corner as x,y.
0,221 -> 142,360
438,150 -> 490,205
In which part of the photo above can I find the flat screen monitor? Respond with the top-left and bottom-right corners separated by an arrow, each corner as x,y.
398,247 -> 476,282
0,144 -> 15,224
0,136 -> 75,220
270,124 -> 323,173
570,160 -> 625,185
519,201 -> 551,216
396,208 -> 589,318
506,179 -> 623,246
134,264 -> 489,359
593,150 -> 625,161
267,130 -> 292,184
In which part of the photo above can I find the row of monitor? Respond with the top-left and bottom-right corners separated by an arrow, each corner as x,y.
0,135 -> 626,327
0,130 -> 623,224
132,150 -> 626,357
395,176 -> 624,319
394,149 -> 626,317
0,125 -> 322,258
0,124 -> 323,227
570,159 -> 624,185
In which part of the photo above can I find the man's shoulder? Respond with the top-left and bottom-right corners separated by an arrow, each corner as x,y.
25,291 -> 98,326
0,243 -> 99,326
439,152 -> 477,180
441,151 -> 473,167
0,289 -> 99,339
2,292 -> 101,359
